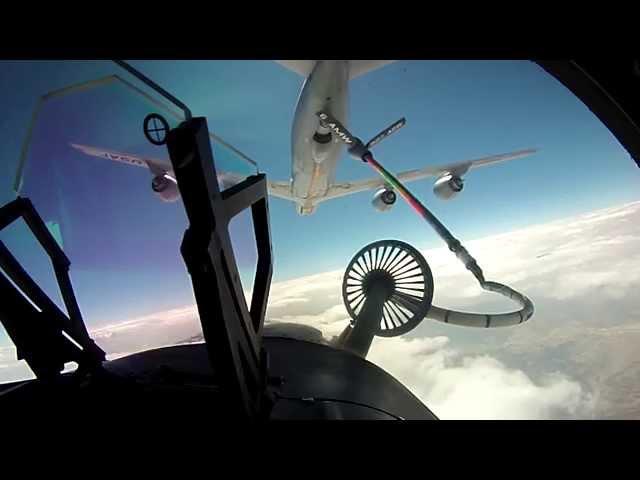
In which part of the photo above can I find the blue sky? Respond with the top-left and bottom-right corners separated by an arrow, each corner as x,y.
0,60 -> 638,343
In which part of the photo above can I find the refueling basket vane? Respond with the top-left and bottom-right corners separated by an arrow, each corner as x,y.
342,239 -> 434,337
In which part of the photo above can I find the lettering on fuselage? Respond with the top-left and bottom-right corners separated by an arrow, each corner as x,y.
102,152 -> 145,167
318,112 -> 353,145
328,124 -> 353,144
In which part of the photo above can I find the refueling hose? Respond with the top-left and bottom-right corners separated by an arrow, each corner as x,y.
360,150 -> 534,327
317,111 -> 534,327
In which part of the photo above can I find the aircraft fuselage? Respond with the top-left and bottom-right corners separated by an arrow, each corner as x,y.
290,61 -> 349,215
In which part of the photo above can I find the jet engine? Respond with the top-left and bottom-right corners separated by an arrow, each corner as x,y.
433,174 -> 464,200
371,188 -> 396,212
152,174 -> 180,202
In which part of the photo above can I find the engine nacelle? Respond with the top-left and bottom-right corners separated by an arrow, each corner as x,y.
372,188 -> 396,212
151,174 -> 180,202
433,174 -> 464,200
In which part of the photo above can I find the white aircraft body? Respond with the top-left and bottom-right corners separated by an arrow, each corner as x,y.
71,60 -> 537,215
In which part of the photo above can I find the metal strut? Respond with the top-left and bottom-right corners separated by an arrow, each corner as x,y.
0,197 -> 105,379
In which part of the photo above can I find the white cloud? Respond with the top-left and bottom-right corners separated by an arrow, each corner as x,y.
263,282 -> 599,419
89,305 -> 202,360
367,336 -> 595,419
268,302 -> 349,339
408,201 -> 640,314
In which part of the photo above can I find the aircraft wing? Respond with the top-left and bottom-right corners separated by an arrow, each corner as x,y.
70,143 -> 296,199
70,143 -> 171,176
348,61 -> 396,80
275,60 -> 395,80
322,148 -> 537,202
274,60 -> 316,78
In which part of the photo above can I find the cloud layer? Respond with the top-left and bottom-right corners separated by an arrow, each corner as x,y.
3,201 -> 639,418
367,336 -> 595,419
260,200 -> 640,418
